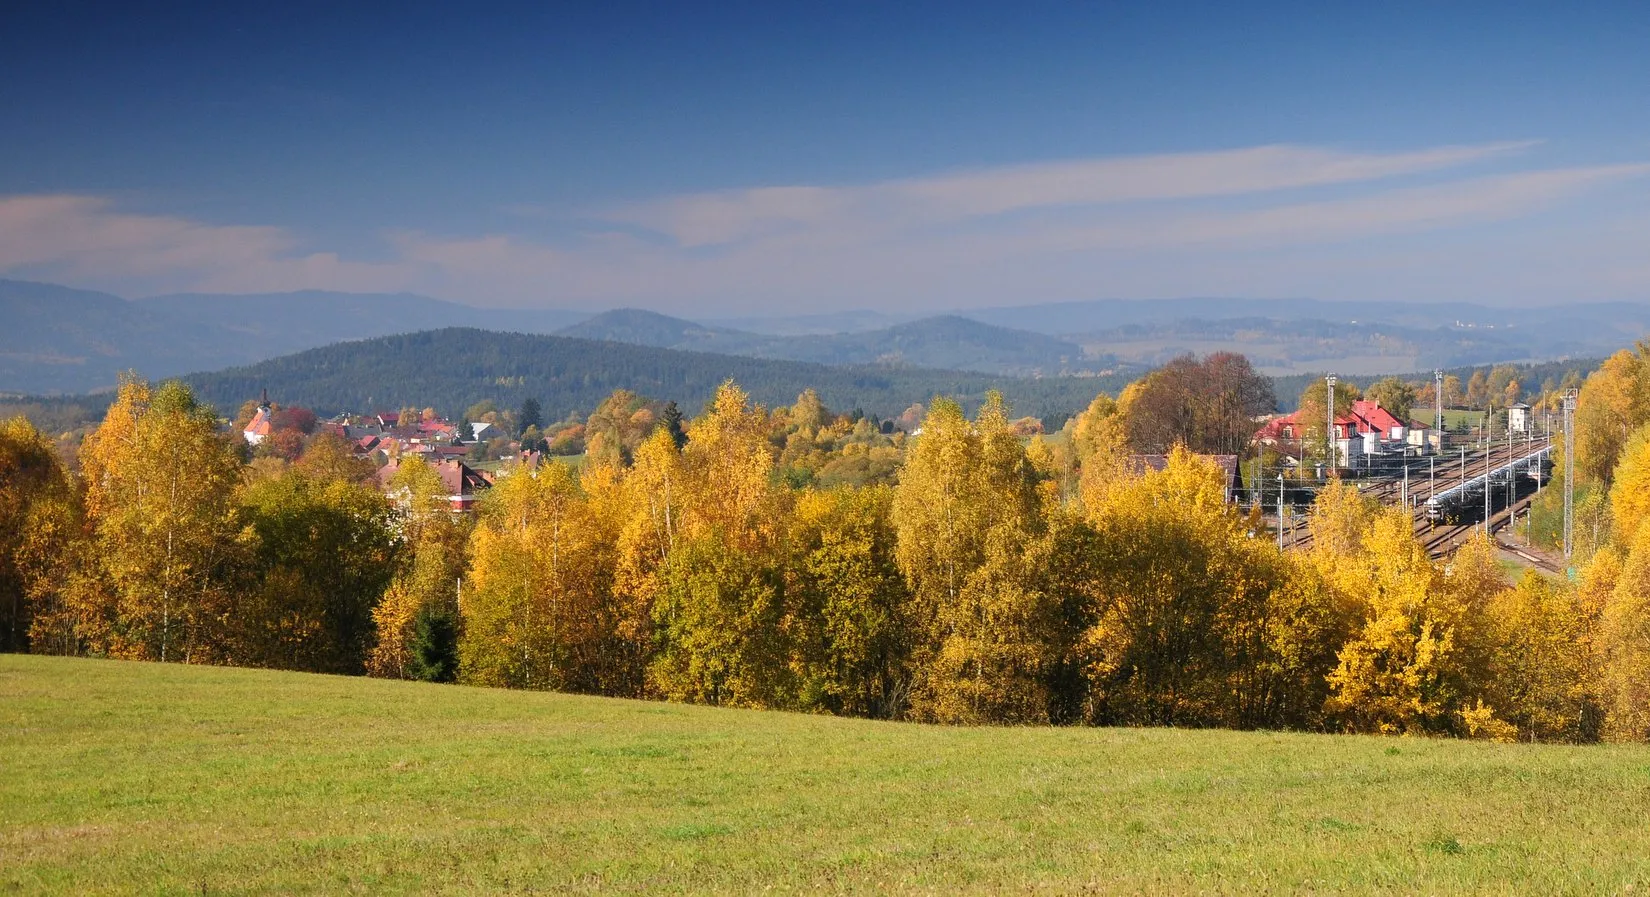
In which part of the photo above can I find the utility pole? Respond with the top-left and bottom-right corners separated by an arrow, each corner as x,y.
1434,369 -> 1445,454
1326,374 -> 1338,472
1484,437 -> 1492,533
1563,389 -> 1578,561
1276,473 -> 1285,551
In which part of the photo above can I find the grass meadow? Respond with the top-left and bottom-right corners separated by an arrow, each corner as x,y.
4,655 -> 1649,894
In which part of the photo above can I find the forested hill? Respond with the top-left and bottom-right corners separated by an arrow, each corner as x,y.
181,328 -> 1131,421
559,309 -> 1100,376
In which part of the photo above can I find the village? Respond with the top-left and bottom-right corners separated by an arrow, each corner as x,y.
234,374 -> 1560,572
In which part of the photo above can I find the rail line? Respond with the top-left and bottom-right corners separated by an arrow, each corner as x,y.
1271,436 -> 1552,558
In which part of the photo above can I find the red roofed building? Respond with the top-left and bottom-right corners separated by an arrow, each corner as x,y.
1349,400 -> 1408,441
1254,399 -> 1426,460
376,458 -> 492,511
242,389 -> 273,446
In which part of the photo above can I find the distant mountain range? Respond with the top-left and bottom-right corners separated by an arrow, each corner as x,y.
4,277 -> 1648,395
0,280 -> 588,394
0,280 -> 1112,394
728,297 -> 1650,376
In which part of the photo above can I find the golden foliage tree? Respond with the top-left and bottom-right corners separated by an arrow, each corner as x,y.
0,417 -> 79,653
1601,525 -> 1650,741
75,377 -> 246,663
460,461 -> 621,692
1484,572 -> 1600,742
1080,447 -> 1349,728
236,462 -> 398,673
1609,422 -> 1650,548
895,393 -> 1061,723
1575,346 -> 1649,485
1325,524 -> 1505,737
648,382 -> 792,705
787,486 -> 911,717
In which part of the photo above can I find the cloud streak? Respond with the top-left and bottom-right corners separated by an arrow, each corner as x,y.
1,141 -> 1647,311
606,141 -> 1538,246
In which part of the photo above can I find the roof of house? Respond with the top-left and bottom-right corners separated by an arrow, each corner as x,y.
1255,400 -> 1411,442
1350,400 -> 1406,433
376,458 -> 492,498
244,408 -> 272,438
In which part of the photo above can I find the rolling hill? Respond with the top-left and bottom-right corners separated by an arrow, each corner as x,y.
180,327 -> 1129,421
559,309 -> 1103,376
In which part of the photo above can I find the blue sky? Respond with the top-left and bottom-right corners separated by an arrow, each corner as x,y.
2,1 -> 1648,313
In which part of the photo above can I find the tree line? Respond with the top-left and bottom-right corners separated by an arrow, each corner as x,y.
3,358 -> 1648,742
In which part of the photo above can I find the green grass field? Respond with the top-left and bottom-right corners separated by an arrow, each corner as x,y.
4,656 -> 1649,895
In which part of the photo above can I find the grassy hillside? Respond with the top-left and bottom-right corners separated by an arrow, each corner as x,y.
4,656 -> 1648,894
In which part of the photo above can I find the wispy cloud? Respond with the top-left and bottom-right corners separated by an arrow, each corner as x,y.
606,141 -> 1538,246
2,141 -> 1647,311
0,195 -> 412,294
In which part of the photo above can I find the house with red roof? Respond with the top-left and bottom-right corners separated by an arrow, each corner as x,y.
1254,398 -> 1428,463
242,390 -> 273,446
376,457 -> 492,512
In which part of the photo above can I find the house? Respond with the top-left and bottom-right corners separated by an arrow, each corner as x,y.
1350,400 -> 1407,443
470,421 -> 503,442
242,390 -> 273,446
1508,402 -> 1531,434
1254,411 -> 1367,464
376,457 -> 492,512
1254,398 -> 1426,461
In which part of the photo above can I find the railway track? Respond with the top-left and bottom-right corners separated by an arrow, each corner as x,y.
1273,436 -> 1551,557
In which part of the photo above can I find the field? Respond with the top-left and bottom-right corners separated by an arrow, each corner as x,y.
4,657 -> 1649,894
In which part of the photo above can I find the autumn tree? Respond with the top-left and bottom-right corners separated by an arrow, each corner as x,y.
1601,525 -> 1650,741
787,486 -> 911,717
1365,377 -> 1418,418
1068,391 -> 1130,511
1484,572 -> 1599,742
459,460 -> 622,692
369,456 -> 471,680
894,393 -> 1062,723
1325,522 -> 1505,737
585,389 -> 657,468
1080,448 -> 1349,729
236,460 -> 398,673
1575,345 -> 1649,484
1124,353 -> 1276,455
76,377 -> 246,663
1609,422 -> 1650,547
0,417 -> 78,653
649,382 -> 793,706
